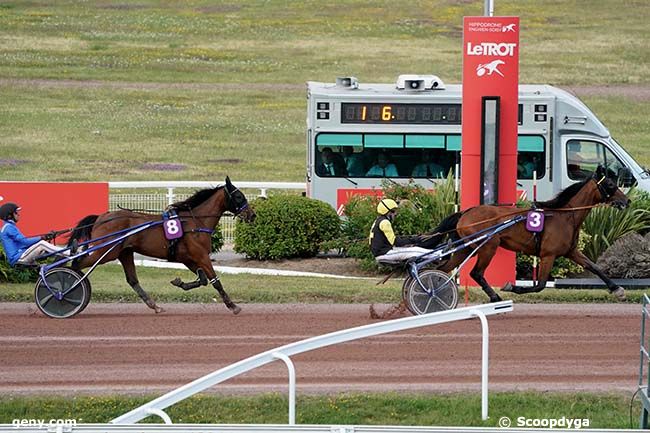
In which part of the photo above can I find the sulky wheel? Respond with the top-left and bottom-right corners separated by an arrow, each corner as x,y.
34,267 -> 91,319
402,269 -> 459,315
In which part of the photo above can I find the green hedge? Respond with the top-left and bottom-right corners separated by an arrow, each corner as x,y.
234,195 -> 341,260
0,244 -> 39,283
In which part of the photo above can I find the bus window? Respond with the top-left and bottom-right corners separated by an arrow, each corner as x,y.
567,139 -> 626,181
517,136 -> 545,179
315,133 -> 456,178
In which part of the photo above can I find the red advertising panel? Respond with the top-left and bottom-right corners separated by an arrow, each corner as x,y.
336,188 -> 384,215
461,16 -> 519,285
0,183 -> 108,244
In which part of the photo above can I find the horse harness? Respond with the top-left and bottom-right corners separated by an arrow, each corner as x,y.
162,209 -> 214,262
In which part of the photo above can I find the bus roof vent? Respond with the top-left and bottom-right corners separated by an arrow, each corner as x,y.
396,74 -> 445,91
336,76 -> 359,89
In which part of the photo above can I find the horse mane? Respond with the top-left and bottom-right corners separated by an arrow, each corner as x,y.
535,178 -> 590,209
171,185 -> 225,210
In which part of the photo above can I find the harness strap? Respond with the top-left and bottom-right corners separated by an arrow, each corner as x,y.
192,228 -> 214,234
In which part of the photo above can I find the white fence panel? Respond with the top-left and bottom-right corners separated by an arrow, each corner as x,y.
108,181 -> 304,244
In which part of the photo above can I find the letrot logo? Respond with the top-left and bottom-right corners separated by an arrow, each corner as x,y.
466,42 -> 517,56
502,23 -> 516,32
476,59 -> 505,77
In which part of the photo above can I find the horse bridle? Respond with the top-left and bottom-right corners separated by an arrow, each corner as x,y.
594,176 -> 615,201
225,186 -> 249,216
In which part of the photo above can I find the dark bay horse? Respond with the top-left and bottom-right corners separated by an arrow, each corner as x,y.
67,177 -> 255,314
434,166 -> 630,302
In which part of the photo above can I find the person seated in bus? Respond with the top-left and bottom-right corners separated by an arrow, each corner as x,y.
341,146 -> 365,177
567,141 -> 594,180
369,199 -> 434,264
366,151 -> 398,177
411,149 -> 446,178
0,202 -> 70,266
316,147 -> 347,177
517,153 -> 537,179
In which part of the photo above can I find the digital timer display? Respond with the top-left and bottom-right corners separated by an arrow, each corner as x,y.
341,103 -> 462,124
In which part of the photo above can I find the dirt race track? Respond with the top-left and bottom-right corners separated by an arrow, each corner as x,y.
0,302 -> 642,396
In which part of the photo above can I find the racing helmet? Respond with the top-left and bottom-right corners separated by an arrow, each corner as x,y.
376,198 -> 398,215
0,202 -> 20,221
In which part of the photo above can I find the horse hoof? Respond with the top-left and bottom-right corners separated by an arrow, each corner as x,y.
170,277 -> 182,287
154,306 -> 165,314
501,282 -> 513,292
611,287 -> 627,302
369,304 -> 380,319
489,295 -> 503,303
231,305 -> 242,315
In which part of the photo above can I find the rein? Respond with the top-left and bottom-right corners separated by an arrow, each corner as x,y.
419,202 -> 605,241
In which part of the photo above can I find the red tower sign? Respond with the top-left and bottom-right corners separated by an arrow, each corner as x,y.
461,16 -> 519,285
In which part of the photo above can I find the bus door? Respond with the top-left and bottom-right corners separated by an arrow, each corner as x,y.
561,135 -> 632,190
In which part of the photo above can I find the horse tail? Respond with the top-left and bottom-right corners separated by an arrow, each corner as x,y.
68,215 -> 99,247
418,211 -> 463,249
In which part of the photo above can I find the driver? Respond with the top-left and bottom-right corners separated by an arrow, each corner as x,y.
0,202 -> 69,266
369,199 -> 434,263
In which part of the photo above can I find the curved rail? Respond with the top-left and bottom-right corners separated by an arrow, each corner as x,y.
111,301 -> 513,425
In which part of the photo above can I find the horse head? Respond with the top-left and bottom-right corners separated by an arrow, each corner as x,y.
225,176 -> 256,222
593,165 -> 630,210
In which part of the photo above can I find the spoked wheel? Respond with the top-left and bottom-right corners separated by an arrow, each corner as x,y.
402,269 -> 459,315
34,267 -> 92,319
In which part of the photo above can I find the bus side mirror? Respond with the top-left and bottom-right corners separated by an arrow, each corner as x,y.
618,167 -> 636,187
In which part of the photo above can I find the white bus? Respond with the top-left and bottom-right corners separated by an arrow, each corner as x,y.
306,75 -> 646,211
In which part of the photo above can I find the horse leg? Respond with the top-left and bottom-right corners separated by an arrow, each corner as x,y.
565,249 -> 626,301
192,258 -> 241,315
469,241 -> 502,303
118,250 -> 164,314
502,255 -> 555,294
170,267 -> 208,291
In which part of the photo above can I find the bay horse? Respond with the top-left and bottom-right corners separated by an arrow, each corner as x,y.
67,177 -> 255,314
434,166 -> 630,302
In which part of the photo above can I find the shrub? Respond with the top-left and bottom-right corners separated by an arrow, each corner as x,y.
581,187 -> 650,261
211,227 -> 224,253
0,244 -> 39,283
234,195 -> 341,260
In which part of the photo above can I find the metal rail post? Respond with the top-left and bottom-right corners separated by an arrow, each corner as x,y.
639,294 -> 650,428
471,309 -> 489,420
273,352 -> 296,425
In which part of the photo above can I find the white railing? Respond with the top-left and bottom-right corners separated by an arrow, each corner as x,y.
112,301 -> 513,425
108,181 -> 305,244
109,181 -> 304,206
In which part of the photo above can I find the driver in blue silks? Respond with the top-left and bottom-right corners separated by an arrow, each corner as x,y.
0,202 -> 69,266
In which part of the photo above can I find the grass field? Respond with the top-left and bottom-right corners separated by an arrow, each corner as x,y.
0,1 -> 649,181
0,392 -> 642,428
